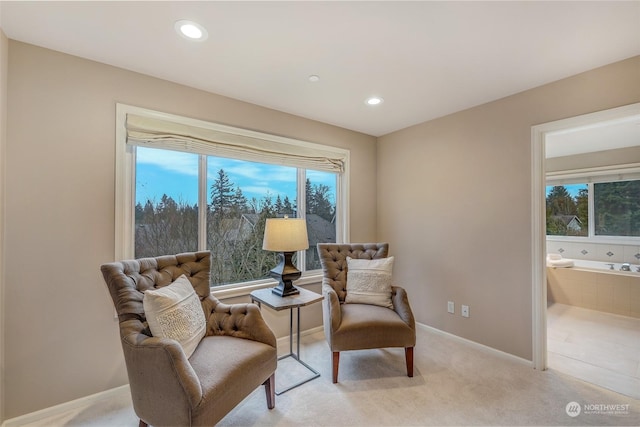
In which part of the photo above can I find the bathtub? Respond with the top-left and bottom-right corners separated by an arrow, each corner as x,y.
547,258 -> 640,318
569,259 -> 640,276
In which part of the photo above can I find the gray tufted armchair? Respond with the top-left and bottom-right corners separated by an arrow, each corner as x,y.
317,243 -> 416,383
100,251 -> 277,427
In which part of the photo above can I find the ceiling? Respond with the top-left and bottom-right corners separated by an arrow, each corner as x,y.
1,1 -> 639,138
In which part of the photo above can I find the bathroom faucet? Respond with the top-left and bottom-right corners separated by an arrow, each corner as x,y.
620,263 -> 631,271
606,263 -> 615,270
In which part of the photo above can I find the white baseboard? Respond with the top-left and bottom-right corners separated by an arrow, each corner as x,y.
276,325 -> 324,353
416,322 -> 533,367
2,327 -> 326,427
1,385 -> 130,427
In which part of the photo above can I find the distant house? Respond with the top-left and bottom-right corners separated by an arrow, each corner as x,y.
553,215 -> 582,232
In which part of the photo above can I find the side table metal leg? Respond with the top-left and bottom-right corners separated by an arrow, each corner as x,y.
296,306 -> 301,359
289,307 -> 294,356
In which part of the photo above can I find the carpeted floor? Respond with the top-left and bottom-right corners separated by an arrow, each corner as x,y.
19,325 -> 640,426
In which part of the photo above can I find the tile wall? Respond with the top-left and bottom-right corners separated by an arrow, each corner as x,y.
546,240 -> 640,264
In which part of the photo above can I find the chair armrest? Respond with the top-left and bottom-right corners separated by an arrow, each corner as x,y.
322,283 -> 342,334
391,286 -> 415,329
120,323 -> 203,412
202,295 -> 277,348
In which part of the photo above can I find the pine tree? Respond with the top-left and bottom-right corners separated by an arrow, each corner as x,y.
546,186 -> 576,215
283,196 -> 294,216
305,178 -> 314,214
210,169 -> 234,213
232,186 -> 248,213
275,195 -> 284,215
575,188 -> 588,236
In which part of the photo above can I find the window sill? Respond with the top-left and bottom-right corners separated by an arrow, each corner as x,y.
211,273 -> 323,300
546,235 -> 640,245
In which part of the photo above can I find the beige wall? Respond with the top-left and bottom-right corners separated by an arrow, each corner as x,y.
0,28 -> 8,425
377,56 -> 640,360
3,41 -> 377,419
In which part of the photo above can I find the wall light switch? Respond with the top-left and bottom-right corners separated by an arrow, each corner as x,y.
447,301 -> 455,314
461,305 -> 470,318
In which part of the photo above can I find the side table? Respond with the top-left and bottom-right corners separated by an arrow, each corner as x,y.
250,287 -> 323,394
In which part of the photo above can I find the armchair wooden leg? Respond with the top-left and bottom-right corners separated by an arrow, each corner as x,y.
332,351 -> 340,383
405,347 -> 414,378
263,373 -> 275,409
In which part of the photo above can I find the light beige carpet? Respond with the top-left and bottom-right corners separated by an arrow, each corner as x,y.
19,325 -> 640,426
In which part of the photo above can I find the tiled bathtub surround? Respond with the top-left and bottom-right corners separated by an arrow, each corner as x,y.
547,266 -> 640,318
546,240 -> 640,264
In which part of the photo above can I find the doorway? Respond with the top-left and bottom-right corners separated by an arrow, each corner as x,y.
531,102 -> 640,398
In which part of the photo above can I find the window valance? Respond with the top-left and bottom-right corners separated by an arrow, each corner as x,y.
125,114 -> 346,173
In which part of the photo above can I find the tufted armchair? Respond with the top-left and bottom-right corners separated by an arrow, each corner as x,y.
100,251 -> 277,427
317,243 -> 416,383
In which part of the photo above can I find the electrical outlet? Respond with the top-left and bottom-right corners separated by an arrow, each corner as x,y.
461,305 -> 470,318
447,301 -> 455,314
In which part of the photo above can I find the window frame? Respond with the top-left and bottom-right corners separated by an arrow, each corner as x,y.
115,103 -> 350,297
546,163 -> 640,244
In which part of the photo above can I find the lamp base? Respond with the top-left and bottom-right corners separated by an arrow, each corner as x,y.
271,282 -> 300,297
269,251 -> 301,297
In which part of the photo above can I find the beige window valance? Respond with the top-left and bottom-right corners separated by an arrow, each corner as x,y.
125,114 -> 346,173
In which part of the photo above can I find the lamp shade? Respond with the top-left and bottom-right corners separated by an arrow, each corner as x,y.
263,218 -> 309,252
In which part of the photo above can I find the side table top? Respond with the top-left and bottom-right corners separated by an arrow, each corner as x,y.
250,287 -> 323,311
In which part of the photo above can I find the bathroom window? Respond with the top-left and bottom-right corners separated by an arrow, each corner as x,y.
546,179 -> 640,238
594,180 -> 640,237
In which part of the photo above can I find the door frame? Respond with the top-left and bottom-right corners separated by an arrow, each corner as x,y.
530,102 -> 640,370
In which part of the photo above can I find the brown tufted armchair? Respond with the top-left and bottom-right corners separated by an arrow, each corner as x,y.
100,251 -> 277,427
317,243 -> 416,383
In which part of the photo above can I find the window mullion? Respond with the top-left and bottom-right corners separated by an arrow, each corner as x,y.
198,155 -> 207,251
297,168 -> 306,271
588,182 -> 595,238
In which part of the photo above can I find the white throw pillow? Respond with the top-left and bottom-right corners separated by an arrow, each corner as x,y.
143,274 -> 206,358
345,256 -> 394,309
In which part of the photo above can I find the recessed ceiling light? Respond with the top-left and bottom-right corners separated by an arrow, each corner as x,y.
175,20 -> 208,41
308,75 -> 320,83
365,97 -> 384,106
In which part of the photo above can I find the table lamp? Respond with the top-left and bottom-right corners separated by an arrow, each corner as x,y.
262,217 -> 309,296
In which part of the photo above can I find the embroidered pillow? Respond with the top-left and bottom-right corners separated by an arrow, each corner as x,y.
345,256 -> 394,309
143,274 -> 206,358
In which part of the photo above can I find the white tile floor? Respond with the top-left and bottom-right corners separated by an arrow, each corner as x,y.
547,302 -> 640,399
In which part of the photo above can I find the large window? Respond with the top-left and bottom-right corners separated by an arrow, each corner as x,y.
546,178 -> 640,238
117,104 -> 348,288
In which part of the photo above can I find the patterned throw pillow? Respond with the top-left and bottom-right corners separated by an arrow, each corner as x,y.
143,274 -> 206,358
345,256 -> 394,309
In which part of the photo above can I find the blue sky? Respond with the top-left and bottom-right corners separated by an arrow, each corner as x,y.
545,183 -> 587,198
135,147 -> 335,206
